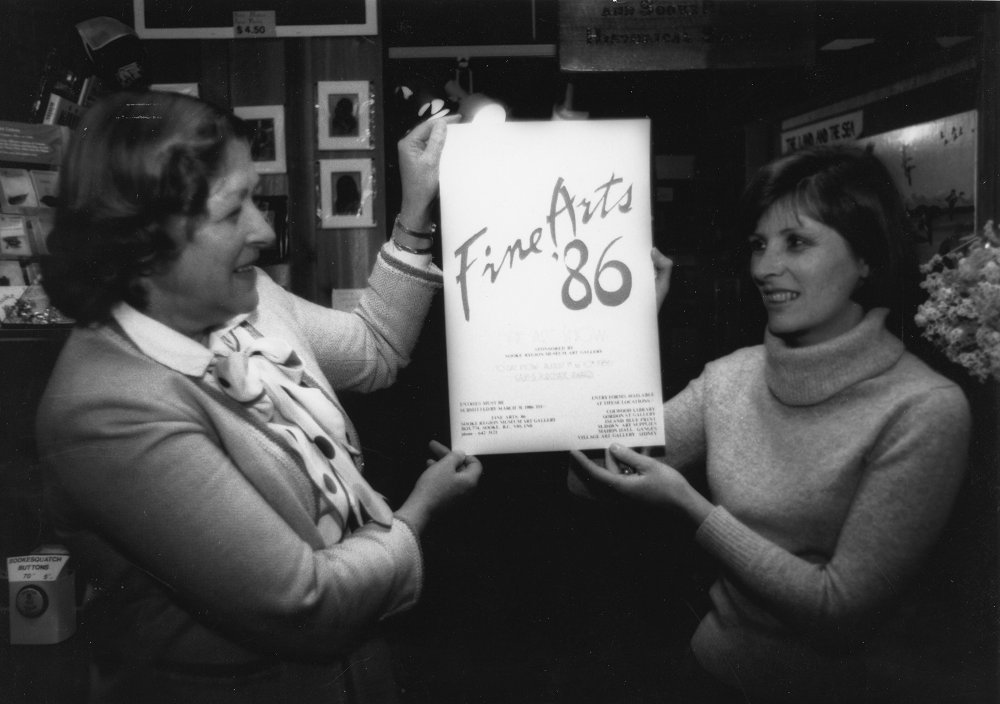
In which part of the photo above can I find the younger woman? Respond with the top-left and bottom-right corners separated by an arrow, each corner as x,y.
572,145 -> 971,703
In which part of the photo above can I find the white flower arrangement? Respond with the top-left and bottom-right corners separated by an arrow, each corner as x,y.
915,220 -> 1000,382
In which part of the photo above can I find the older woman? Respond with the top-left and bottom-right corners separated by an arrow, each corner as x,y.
572,145 -> 971,703
36,90 -> 480,704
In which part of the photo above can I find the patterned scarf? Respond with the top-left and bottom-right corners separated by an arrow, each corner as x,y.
208,322 -> 393,541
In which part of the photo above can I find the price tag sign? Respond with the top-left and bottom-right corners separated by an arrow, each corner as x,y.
233,10 -> 277,38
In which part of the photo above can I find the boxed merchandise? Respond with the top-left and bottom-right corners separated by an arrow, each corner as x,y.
6,546 -> 77,645
41,93 -> 85,129
29,169 -> 59,207
26,211 -> 54,255
0,214 -> 31,255
0,259 -> 25,286
0,168 -> 38,211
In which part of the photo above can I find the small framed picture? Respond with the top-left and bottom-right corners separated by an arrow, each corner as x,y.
318,158 -> 374,228
234,105 -> 287,174
317,81 -> 372,150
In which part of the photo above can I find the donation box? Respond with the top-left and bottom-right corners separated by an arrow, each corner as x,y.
6,548 -> 76,644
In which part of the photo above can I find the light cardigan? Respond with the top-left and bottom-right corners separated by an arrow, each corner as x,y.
661,308 -> 971,702
36,245 -> 442,702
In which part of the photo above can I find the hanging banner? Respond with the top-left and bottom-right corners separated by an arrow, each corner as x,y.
559,0 -> 814,72
780,111 -> 864,154
439,119 -> 665,455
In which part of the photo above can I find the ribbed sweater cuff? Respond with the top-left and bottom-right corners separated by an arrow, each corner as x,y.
695,506 -> 760,574
378,243 -> 443,286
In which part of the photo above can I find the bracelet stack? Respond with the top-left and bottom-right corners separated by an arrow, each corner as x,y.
392,215 -> 436,255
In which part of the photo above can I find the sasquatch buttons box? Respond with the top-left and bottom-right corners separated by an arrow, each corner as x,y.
6,552 -> 76,644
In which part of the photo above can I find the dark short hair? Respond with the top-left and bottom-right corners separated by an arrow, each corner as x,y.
41,90 -> 249,325
736,144 -> 916,316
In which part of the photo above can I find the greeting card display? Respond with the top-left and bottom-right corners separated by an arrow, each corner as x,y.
439,119 -> 664,455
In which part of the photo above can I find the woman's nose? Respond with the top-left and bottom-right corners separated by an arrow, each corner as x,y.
247,205 -> 277,248
751,245 -> 783,281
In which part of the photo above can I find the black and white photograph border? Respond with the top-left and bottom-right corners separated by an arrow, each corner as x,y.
233,105 -> 287,175
317,80 -> 372,151
318,158 -> 374,229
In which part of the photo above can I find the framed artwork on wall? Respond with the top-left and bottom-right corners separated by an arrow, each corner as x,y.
317,81 -> 372,151
319,158 -> 374,228
233,105 -> 286,174
133,0 -> 377,38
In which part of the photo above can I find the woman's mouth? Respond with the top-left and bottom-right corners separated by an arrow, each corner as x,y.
234,264 -> 255,274
761,290 -> 799,304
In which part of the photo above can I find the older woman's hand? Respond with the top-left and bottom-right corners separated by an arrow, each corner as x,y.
397,116 -> 459,228
570,444 -> 713,525
395,440 -> 482,534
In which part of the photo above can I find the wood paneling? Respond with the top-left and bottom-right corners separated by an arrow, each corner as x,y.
286,36 -> 386,303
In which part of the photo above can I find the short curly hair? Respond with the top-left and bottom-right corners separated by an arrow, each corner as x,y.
41,90 -> 249,325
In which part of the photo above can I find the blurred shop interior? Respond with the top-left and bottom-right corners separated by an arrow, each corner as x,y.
0,1 -> 997,702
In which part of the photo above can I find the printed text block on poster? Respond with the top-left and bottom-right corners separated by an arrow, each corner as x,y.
440,119 -> 665,455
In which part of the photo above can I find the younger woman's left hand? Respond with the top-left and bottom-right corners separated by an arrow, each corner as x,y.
570,444 -> 713,524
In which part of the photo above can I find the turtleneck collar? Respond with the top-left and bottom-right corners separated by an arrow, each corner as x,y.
764,307 -> 905,406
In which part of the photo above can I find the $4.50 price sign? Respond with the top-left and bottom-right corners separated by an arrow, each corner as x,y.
439,119 -> 665,455
233,10 -> 277,38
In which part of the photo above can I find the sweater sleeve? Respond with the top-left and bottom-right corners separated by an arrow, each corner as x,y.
661,374 -> 709,471
276,242 -> 443,393
695,383 -> 970,644
40,369 -> 423,659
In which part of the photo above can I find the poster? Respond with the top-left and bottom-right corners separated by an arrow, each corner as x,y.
858,110 -> 977,261
439,119 -> 665,455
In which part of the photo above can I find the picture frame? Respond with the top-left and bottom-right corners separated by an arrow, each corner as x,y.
133,0 -> 377,38
317,81 -> 372,151
252,195 -> 289,265
318,158 -> 374,228
233,105 -> 286,174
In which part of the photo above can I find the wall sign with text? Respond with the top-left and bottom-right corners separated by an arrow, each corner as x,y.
439,120 -> 665,455
559,0 -> 814,72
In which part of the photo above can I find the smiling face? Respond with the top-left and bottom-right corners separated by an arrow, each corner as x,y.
141,140 -> 275,339
749,199 -> 870,348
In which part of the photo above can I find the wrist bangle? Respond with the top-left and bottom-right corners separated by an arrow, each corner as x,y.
393,229 -> 435,254
394,214 -> 437,238
393,238 -> 434,255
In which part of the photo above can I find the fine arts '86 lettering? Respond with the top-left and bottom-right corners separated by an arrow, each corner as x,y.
453,174 -> 634,320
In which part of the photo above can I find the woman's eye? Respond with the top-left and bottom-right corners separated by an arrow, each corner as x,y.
786,235 -> 808,249
747,239 -> 765,252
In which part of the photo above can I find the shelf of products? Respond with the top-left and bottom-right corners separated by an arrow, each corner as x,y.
0,120 -> 73,329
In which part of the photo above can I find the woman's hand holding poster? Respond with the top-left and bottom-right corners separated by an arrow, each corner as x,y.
439,119 -> 664,455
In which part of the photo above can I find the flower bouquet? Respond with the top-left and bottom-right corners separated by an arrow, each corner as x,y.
915,220 -> 1000,382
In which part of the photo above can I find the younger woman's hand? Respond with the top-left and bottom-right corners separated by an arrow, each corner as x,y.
395,440 -> 481,534
569,444 -> 712,524
651,247 -> 673,313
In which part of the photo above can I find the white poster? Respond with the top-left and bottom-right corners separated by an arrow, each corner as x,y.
439,119 -> 665,455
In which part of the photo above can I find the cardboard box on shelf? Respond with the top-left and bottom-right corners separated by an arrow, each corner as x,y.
0,214 -> 31,256
0,168 -> 38,212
